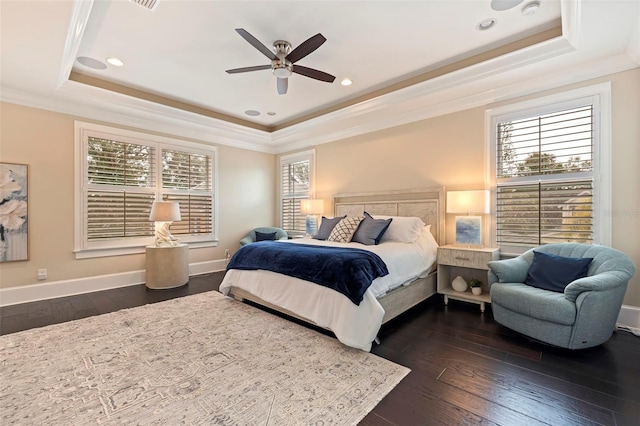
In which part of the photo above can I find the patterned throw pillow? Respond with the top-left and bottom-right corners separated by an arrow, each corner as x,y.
327,216 -> 364,243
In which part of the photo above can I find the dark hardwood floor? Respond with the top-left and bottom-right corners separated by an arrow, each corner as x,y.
2,272 -> 639,425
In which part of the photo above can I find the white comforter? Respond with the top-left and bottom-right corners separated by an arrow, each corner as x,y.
219,228 -> 438,351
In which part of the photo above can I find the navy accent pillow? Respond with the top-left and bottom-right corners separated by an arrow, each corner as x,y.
352,212 -> 393,245
313,216 -> 346,240
525,251 -> 593,293
255,231 -> 277,242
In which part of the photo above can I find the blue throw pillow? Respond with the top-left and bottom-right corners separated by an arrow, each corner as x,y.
255,231 -> 277,242
525,251 -> 593,292
352,212 -> 393,245
313,216 -> 346,240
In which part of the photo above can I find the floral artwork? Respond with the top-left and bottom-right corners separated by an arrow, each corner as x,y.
0,163 -> 28,262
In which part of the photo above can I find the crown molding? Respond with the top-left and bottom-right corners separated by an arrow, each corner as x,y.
0,82 -> 275,153
3,51 -> 636,156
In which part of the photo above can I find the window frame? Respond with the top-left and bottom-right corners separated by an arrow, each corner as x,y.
279,149 -> 315,236
74,121 -> 218,259
486,83 -> 611,254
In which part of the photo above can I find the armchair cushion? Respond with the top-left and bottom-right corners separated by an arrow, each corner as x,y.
490,282 -> 577,325
524,251 -> 592,292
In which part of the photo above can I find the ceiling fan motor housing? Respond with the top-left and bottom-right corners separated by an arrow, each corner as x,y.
272,40 -> 293,78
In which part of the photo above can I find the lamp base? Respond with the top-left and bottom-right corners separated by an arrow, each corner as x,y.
305,215 -> 318,236
154,221 -> 180,247
455,215 -> 483,246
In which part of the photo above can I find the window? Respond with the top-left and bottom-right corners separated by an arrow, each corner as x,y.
488,84 -> 611,253
279,150 -> 314,236
75,122 -> 217,258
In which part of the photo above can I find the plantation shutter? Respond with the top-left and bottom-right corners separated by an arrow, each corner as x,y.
86,137 -> 155,240
280,154 -> 312,234
161,149 -> 214,236
496,105 -> 594,248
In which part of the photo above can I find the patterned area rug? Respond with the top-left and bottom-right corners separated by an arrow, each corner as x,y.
0,291 -> 409,425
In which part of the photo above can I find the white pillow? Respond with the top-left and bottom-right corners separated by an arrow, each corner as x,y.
416,224 -> 439,251
372,215 -> 425,243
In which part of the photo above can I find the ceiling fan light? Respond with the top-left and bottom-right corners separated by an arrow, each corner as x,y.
273,67 -> 291,78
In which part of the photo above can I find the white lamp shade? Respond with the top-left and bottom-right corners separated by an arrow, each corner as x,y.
300,199 -> 324,215
149,201 -> 181,222
447,190 -> 490,214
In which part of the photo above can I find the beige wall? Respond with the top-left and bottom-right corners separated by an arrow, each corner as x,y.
304,68 -> 640,307
1,68 -> 638,308
0,102 -> 276,288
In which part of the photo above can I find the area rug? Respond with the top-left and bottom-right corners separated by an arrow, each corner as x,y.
0,291 -> 409,425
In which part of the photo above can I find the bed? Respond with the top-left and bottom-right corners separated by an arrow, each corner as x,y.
219,187 -> 445,351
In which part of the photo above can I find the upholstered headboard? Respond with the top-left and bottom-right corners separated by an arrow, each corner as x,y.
333,187 -> 445,245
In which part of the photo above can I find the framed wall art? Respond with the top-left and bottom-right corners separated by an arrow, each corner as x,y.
0,162 -> 29,262
455,215 -> 482,246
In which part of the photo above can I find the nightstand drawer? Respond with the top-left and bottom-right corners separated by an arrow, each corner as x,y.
437,247 -> 497,270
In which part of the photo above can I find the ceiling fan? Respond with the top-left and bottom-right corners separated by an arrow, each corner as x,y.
226,28 -> 336,95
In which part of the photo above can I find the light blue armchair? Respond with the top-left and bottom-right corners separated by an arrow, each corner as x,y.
239,227 -> 288,246
488,243 -> 636,349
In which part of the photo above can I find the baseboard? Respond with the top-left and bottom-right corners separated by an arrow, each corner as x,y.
0,259 -> 227,307
617,305 -> 640,328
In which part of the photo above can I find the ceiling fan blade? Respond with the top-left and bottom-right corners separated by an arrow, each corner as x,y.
235,28 -> 277,61
226,65 -> 272,74
277,78 -> 288,95
285,33 -> 326,63
292,65 -> 336,83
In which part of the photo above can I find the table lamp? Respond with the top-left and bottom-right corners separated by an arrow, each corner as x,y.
300,199 -> 324,236
446,190 -> 490,246
149,201 -> 181,246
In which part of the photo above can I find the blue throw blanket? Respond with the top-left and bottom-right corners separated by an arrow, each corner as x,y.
227,241 -> 389,305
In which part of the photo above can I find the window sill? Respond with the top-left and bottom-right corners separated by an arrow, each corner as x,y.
74,240 -> 218,259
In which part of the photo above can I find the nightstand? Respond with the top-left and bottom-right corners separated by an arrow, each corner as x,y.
437,245 -> 499,312
145,244 -> 189,289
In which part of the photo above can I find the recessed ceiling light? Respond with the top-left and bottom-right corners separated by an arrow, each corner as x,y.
522,1 -> 541,15
490,0 -> 524,11
106,57 -> 124,67
341,78 -> 353,86
76,56 -> 107,70
476,18 -> 497,31
244,110 -> 260,117
267,111 -> 276,116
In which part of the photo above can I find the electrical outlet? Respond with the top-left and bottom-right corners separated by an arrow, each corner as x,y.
225,249 -> 230,258
37,269 -> 47,281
